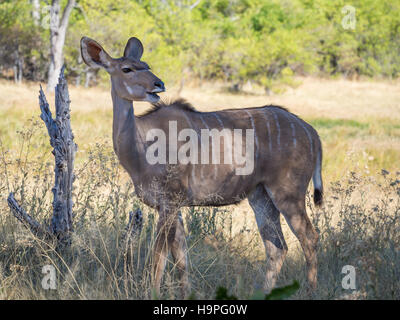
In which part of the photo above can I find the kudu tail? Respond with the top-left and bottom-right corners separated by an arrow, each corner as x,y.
312,146 -> 323,207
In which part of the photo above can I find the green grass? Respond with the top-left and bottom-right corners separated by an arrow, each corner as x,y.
309,118 -> 370,130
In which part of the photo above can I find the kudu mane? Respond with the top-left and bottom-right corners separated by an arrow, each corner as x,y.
139,98 -> 291,119
138,98 -> 199,118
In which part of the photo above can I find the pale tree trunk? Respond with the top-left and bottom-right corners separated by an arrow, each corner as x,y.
47,0 -> 76,92
84,68 -> 95,88
31,0 -> 40,26
13,49 -> 23,84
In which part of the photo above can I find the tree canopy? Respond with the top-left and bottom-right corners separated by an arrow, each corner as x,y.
1,0 -> 399,91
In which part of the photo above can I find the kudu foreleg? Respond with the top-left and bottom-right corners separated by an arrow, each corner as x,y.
171,212 -> 190,298
153,214 -> 170,297
153,208 -> 189,298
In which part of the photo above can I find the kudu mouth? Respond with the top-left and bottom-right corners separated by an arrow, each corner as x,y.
146,82 -> 165,102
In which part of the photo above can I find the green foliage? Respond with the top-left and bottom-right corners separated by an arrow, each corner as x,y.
0,0 -> 44,81
215,286 -> 239,300
0,0 -> 32,29
1,0 -> 400,88
264,280 -> 300,300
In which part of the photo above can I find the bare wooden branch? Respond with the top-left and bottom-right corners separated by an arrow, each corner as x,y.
7,193 -> 51,238
40,66 -> 77,245
59,0 -> 76,34
189,0 -> 201,10
7,67 -> 77,247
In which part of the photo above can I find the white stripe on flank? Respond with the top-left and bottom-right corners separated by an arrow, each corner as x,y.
213,113 -> 225,129
275,108 -> 297,148
285,113 -> 299,148
183,112 -> 200,139
290,122 -> 297,148
261,109 -> 273,153
209,113 -> 234,178
270,109 -> 281,150
200,115 -> 209,130
210,113 -> 234,175
290,113 -> 313,157
199,114 -> 209,180
182,113 -> 201,183
244,109 -> 259,161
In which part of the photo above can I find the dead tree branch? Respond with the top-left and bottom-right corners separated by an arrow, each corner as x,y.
7,192 -> 51,237
7,67 -> 77,246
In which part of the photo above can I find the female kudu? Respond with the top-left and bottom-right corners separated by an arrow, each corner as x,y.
81,36 -> 323,297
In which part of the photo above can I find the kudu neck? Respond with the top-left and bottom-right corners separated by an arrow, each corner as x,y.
110,82 -> 142,174
111,83 -> 134,134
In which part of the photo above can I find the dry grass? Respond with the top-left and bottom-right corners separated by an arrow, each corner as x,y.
0,77 -> 399,299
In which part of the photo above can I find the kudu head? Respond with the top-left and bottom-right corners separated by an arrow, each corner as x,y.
80,37 -> 165,103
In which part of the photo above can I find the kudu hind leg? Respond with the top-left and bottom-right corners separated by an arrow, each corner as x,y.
248,185 -> 288,292
271,192 -> 319,290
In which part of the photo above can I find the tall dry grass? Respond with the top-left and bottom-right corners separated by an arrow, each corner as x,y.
0,77 -> 399,299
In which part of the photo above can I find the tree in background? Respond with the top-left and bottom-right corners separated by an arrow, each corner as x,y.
0,0 -> 399,91
0,1 -> 43,83
47,0 -> 76,91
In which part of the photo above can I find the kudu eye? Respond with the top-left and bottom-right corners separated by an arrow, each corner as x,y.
122,67 -> 133,73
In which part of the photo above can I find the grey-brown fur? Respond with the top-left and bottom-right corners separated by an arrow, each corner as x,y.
81,36 -> 323,297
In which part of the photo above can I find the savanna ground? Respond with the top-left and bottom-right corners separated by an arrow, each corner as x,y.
0,77 -> 399,299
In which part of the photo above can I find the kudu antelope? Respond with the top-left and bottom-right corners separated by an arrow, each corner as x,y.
81,36 -> 323,297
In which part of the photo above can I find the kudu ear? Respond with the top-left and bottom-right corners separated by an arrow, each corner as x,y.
80,37 -> 113,70
123,37 -> 144,60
